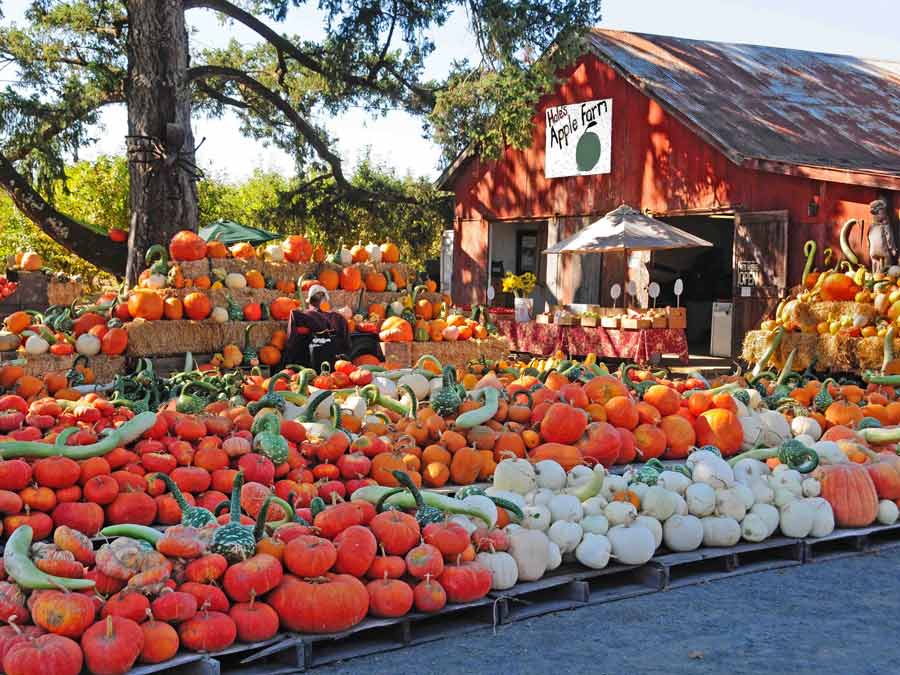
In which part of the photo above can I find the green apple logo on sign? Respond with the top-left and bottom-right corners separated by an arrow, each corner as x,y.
576,121 -> 602,172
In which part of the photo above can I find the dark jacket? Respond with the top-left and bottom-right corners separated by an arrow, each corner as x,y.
282,308 -> 350,367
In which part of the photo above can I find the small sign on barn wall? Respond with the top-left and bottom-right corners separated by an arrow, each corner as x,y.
544,98 -> 612,178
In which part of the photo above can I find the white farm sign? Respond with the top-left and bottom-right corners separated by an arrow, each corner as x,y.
544,98 -> 612,178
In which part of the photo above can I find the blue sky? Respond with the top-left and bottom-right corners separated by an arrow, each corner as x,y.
4,0 -> 900,181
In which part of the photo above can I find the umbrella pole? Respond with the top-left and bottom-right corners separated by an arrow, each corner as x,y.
623,247 -> 629,310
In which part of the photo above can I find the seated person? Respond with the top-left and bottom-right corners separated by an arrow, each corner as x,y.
282,285 -> 351,367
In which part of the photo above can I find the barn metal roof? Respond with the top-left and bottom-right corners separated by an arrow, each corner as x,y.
588,29 -> 900,184
437,31 -> 900,190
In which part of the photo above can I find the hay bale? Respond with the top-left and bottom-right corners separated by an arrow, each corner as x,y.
174,260 -> 210,280
740,330 -> 771,363
779,333 -> 817,371
47,280 -> 83,306
363,292 -> 405,309
213,259 -> 315,283
219,321 -> 284,350
381,342 -> 412,367
125,319 -> 226,357
90,355 -> 127,384
327,290 -> 364,312
817,334 -> 860,373
808,301 -> 875,326
22,353 -> 74,377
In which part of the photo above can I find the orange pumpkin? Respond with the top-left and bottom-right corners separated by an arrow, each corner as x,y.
529,443 -> 583,471
259,345 -> 282,366
350,243 -> 368,263
368,304 -> 386,321
380,243 -> 400,263
815,463 -> 879,527
340,267 -> 362,291
169,230 -> 207,261
282,235 -> 312,263
270,329 -> 287,350
825,400 -> 864,428
183,292 -> 211,320
365,273 -> 387,292
163,297 -> 184,320
694,408 -> 743,456
19,251 -> 43,271
389,267 -> 407,290
449,447 -> 482,485
206,240 -> 228,258
230,242 -> 257,259
245,270 -> 265,289
128,290 -> 164,321
318,268 -> 339,291
378,317 -> 413,342
194,275 -> 211,289
270,298 -> 296,321
102,327 -> 128,355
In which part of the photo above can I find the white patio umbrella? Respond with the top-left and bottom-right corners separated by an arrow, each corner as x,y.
543,204 -> 713,306
543,204 -> 713,254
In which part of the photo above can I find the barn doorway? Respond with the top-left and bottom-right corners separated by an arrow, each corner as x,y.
487,221 -> 549,311
652,215 -> 735,353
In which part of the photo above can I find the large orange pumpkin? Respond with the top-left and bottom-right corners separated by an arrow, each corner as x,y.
694,408 -> 743,456
539,403 -> 587,445
815,463 -> 878,527
825,400 -> 864,428
282,235 -> 312,263
350,243 -> 368,263
340,266 -> 362,291
318,268 -> 339,291
230,242 -> 257,260
269,297 -> 296,321
365,273 -> 387,292
379,317 -> 412,342
643,385 -> 681,416
206,240 -> 228,258
380,243 -> 400,263
659,414 -> 695,459
583,375 -> 629,405
865,452 -> 900,500
168,230 -> 207,261
268,573 -> 369,634
127,290 -> 164,321
163,297 -> 183,320
19,251 -> 43,271
183,292 -> 211,320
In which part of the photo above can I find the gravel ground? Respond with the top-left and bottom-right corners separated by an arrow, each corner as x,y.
310,547 -> 900,675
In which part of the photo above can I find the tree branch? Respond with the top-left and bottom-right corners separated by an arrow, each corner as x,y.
183,0 -> 436,107
0,150 -> 125,275
195,80 -> 249,110
188,64 -> 351,187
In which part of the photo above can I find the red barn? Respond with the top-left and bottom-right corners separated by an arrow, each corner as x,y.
438,29 -> 900,354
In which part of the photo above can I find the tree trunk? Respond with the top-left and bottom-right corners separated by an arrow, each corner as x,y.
125,0 -> 199,287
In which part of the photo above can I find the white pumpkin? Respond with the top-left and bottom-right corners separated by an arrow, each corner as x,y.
484,489 -> 526,514
24,334 -> 49,355
759,410 -> 792,446
143,273 -> 167,289
600,474 -> 628,501
74,333 -> 101,357
739,414 -> 765,450
534,460 -> 567,491
548,520 -> 583,554
225,272 -> 247,289
531,488 -> 555,507
581,496 -> 607,516
750,503 -> 780,537
211,306 -> 228,324
813,440 -> 848,465
878,499 -> 899,525
732,483 -> 756,511
339,246 -> 353,265
546,540 -> 562,572
701,516 -> 741,547
808,497 -> 835,537
657,471 -> 691,495
476,551 -> 518,590
740,513 -> 770,543
662,515 -> 703,552
604,501 -> 637,527
779,499 -> 816,538
640,486 -> 679,522
264,244 -> 284,261
373,376 -> 397,398
565,465 -> 594,489
575,533 -> 611,569
365,242 -> 382,263
548,494 -> 583,523
493,458 -> 536,495
791,415 -> 822,440
507,529 -> 550,582
634,515 -> 663,549
715,487 -> 747,521
607,524 -> 656,565
397,373 -> 429,400
801,477 -> 821,498
732,458 -> 769,485
746,477 -> 774,505
580,514 -> 609,535
522,505 -> 551,531
685,483 -> 716,517
673,493 -> 688,516
687,450 -> 734,488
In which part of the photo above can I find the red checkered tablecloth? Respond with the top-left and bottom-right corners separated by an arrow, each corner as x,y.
495,319 -> 689,364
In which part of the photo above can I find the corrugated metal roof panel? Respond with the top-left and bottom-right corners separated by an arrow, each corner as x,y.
589,29 -> 900,176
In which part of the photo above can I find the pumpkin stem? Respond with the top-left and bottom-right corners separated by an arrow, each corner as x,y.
249,589 -> 256,609
105,615 -> 114,639
7,615 -> 21,636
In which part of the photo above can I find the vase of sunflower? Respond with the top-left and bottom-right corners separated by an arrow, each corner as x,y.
503,272 -> 537,322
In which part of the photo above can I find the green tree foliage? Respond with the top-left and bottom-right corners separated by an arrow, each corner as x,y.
0,0 -> 601,274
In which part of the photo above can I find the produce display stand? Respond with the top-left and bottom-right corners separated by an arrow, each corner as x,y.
0,269 -> 82,314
